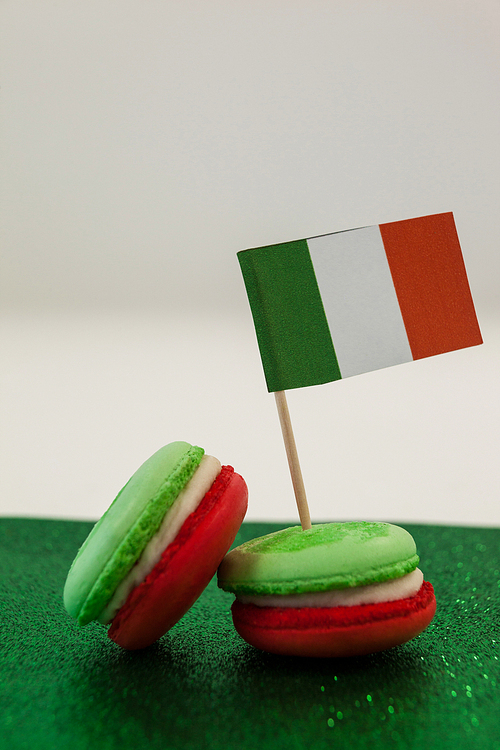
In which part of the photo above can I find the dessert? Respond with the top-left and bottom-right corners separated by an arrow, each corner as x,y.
218,521 -> 436,657
64,441 -> 248,649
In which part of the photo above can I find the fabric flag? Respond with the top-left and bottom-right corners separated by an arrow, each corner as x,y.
238,212 -> 482,392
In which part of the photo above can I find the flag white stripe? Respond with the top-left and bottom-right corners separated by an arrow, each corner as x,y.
307,226 -> 413,378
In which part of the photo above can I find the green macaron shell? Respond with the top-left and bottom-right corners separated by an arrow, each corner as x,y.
64,442 -> 204,625
218,522 -> 419,596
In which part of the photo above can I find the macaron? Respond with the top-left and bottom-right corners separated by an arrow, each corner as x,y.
64,441 -> 248,650
217,522 -> 436,657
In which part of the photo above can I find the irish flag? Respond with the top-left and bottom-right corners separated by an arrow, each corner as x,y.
238,212 -> 482,392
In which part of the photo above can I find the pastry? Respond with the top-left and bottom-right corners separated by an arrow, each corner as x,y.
64,441 -> 248,649
218,521 -> 436,657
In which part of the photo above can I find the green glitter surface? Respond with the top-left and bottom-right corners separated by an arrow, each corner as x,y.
1,519 -> 499,750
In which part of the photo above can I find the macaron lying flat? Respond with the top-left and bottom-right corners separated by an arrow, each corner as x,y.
217,522 -> 436,657
64,441 -> 248,650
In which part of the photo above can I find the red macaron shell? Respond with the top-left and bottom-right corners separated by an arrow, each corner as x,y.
231,580 -> 436,658
108,466 -> 248,650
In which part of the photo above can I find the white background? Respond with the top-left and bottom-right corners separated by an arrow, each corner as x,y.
1,1 -> 499,526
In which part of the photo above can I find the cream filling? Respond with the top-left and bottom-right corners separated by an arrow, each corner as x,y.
237,567 -> 424,608
98,454 -> 221,624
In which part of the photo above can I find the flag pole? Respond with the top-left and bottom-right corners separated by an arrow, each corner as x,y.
274,390 -> 312,531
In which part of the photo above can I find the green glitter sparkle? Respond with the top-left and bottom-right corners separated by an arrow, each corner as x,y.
2,519 -> 500,750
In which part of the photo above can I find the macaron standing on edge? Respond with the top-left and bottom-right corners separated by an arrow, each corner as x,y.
64,441 -> 248,650
217,521 -> 436,657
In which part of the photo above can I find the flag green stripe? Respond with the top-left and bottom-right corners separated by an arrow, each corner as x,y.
238,240 -> 341,391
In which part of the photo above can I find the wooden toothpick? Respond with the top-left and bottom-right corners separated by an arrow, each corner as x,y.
274,390 -> 312,531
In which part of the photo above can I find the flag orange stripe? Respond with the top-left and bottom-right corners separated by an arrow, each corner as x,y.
379,213 -> 483,360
